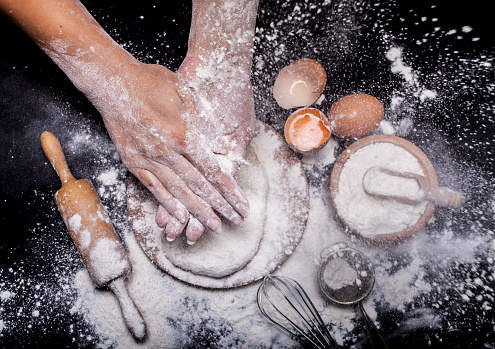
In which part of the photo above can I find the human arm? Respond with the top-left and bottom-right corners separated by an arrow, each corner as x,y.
154,0 -> 260,242
0,0 -> 250,233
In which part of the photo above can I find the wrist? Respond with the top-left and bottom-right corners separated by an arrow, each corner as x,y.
44,33 -> 140,98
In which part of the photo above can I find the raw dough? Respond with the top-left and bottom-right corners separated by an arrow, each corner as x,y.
161,144 -> 268,278
126,121 -> 310,288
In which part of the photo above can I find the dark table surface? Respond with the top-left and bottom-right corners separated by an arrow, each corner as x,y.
1,0 -> 494,348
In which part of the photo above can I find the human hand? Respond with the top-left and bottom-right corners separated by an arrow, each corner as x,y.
154,53 -> 257,243
95,61 -> 250,236
154,0 -> 259,243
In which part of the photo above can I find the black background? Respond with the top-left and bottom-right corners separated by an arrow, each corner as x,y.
1,0 -> 494,348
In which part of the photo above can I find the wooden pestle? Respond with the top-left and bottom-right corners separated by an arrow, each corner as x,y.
40,131 -> 147,341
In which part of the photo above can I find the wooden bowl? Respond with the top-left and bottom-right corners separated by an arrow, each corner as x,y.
329,135 -> 437,242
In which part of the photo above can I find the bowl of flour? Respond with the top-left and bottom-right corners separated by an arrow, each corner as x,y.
330,135 -> 437,242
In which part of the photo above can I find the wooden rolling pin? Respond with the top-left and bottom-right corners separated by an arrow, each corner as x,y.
40,131 -> 147,341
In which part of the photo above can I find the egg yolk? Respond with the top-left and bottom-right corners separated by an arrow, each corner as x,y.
284,108 -> 331,154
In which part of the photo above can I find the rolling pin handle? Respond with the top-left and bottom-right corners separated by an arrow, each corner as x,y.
40,131 -> 77,187
108,277 -> 147,341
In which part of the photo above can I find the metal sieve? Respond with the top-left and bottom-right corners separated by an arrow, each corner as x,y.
318,242 -> 388,349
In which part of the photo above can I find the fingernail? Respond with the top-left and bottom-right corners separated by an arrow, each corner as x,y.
166,236 -> 176,242
208,218 -> 222,232
187,239 -> 196,245
236,202 -> 250,218
175,210 -> 188,224
233,215 -> 243,225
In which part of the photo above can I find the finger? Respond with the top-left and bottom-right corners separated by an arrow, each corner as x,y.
163,152 -> 245,224
155,205 -> 172,228
155,206 -> 186,241
165,216 -> 187,242
135,169 -> 189,224
185,216 -> 206,245
142,164 -> 223,232
182,143 -> 250,218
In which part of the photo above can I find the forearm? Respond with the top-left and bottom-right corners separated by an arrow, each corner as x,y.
187,0 -> 259,69
0,0 -> 139,107
1,0 -> 254,238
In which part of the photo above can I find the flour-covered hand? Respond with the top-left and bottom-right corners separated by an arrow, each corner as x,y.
97,62 -> 250,233
154,0 -> 259,243
0,0 -> 250,237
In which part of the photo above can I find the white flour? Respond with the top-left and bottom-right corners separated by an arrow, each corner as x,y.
69,178 -> 357,348
386,47 -> 414,83
334,142 -> 428,237
323,257 -> 358,290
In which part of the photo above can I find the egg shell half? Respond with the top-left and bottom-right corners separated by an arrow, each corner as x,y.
273,58 -> 327,109
284,107 -> 331,155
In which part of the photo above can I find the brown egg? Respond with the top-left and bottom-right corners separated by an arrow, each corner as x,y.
327,93 -> 384,139
273,59 -> 327,109
284,108 -> 331,154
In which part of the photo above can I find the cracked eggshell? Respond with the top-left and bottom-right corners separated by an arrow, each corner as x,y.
284,107 -> 331,155
273,58 -> 327,109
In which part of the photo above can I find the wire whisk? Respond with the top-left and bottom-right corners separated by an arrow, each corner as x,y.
257,275 -> 338,349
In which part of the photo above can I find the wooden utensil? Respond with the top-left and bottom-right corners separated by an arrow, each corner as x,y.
40,131 -> 146,341
362,166 -> 462,208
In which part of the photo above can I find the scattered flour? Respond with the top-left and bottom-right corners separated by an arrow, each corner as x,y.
97,170 -> 119,186
1,1 -> 494,348
386,47 -> 415,83
302,138 -> 338,166
68,214 -> 82,231
377,120 -> 396,135
0,290 -> 12,301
